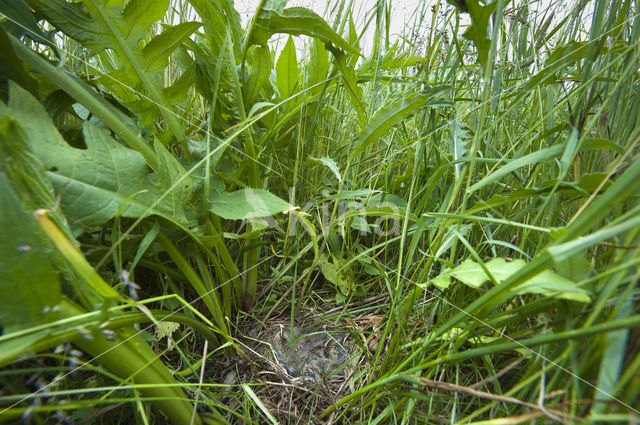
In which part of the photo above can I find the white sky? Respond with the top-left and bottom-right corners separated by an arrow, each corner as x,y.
233,0 -> 441,55
231,0 -> 575,56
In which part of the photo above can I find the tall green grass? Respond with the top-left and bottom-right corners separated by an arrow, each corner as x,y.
0,0 -> 638,423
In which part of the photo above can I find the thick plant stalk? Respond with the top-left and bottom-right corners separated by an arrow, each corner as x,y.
60,300 -> 202,425
34,209 -> 202,425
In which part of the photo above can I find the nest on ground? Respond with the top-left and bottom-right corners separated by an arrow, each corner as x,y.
214,311 -> 367,424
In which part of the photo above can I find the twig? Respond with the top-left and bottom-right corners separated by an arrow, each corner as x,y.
402,374 -> 573,424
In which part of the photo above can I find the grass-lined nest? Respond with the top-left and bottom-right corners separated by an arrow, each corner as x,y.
218,313 -> 365,424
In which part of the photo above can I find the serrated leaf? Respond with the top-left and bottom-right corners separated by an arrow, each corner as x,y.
353,92 -> 427,157
459,0 -> 497,67
27,0 -> 188,145
3,83 -> 188,229
209,189 -> 292,220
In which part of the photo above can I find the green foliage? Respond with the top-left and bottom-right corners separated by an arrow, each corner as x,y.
1,0 -> 639,422
429,257 -> 591,302
209,188 -> 292,220
1,82 -> 189,229
0,174 -> 61,333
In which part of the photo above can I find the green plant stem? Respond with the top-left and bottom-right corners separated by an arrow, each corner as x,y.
323,314 -> 640,418
59,299 -> 202,425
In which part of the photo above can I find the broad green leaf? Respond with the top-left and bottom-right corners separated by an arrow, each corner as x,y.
510,271 -> 591,303
251,7 -> 359,55
25,0 -> 167,53
46,123 -> 190,227
431,273 -> 452,289
2,83 -> 188,229
276,36 -> 298,99
209,189 -> 292,220
427,258 -> 590,302
0,173 -> 61,333
450,258 -> 493,288
353,92 -> 428,157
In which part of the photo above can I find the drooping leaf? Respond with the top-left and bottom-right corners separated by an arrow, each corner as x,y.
250,7 -> 359,55
209,189 -> 293,220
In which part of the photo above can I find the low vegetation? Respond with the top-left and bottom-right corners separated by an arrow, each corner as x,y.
0,0 -> 638,423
